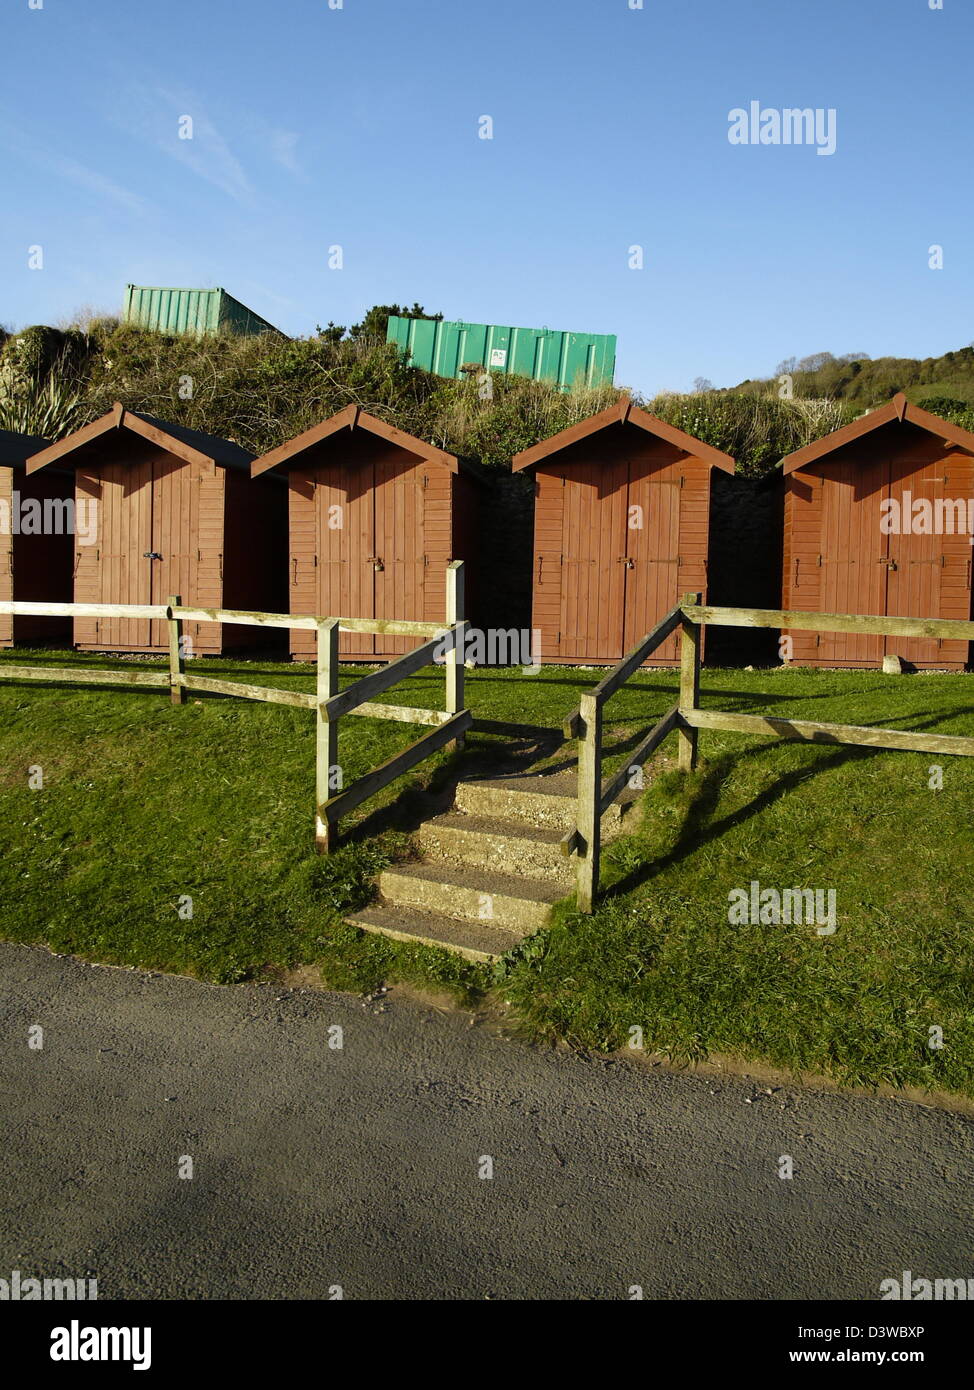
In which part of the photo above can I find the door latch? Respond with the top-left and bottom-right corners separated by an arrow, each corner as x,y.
367,555 -> 384,572
618,556 -> 634,569
144,551 -> 163,560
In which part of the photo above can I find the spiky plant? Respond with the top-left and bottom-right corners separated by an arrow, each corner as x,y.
0,373 -> 86,440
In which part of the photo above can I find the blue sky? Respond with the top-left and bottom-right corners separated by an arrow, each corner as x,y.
1,0 -> 970,394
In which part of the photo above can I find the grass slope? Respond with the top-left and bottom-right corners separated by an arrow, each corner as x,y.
1,654 -> 972,1095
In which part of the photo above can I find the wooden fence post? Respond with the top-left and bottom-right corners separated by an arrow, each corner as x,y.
167,594 -> 184,706
445,560 -> 465,751
576,690 -> 602,913
315,617 -> 340,854
678,591 -> 701,771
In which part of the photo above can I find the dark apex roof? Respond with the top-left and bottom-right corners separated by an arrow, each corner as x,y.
127,411 -> 254,470
0,428 -> 50,466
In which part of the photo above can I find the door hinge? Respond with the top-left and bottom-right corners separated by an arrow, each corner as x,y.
422,474 -> 429,488
815,633 -> 820,647
556,631 -> 561,644
679,474 -> 685,488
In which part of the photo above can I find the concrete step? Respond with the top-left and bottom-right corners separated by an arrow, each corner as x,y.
416,812 -> 573,885
379,861 -> 560,933
453,777 -> 632,837
346,902 -> 527,963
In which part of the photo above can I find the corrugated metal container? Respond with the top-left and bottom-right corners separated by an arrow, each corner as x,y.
123,285 -> 283,338
387,316 -> 616,390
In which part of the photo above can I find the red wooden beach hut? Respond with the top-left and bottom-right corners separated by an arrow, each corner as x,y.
781,394 -> 974,668
512,398 -> 735,665
251,406 -> 479,661
26,403 -> 285,654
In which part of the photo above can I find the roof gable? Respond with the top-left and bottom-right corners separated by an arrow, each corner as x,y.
779,393 -> 974,475
25,403 -> 254,474
511,396 -> 736,473
251,406 -> 458,477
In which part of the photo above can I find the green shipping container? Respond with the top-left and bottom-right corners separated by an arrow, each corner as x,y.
387,316 -> 615,391
123,285 -> 283,338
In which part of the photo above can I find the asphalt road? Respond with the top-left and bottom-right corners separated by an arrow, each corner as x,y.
1,941 -> 971,1300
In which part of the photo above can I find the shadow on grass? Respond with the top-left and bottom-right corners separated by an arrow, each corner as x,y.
602,705 -> 974,903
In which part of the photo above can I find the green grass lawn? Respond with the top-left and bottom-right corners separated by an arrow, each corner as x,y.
1,649 -> 972,1098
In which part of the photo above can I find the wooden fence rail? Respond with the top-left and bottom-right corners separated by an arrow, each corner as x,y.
566,597 -> 974,913
0,563 -> 467,853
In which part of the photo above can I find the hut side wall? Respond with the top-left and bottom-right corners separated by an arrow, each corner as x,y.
221,469 -> 287,652
0,466 -> 75,647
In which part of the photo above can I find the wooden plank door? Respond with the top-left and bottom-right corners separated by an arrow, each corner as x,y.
77,459 -> 153,649
558,456 -> 628,661
815,457 -> 888,665
623,458 -> 682,661
885,454 -> 968,666
314,463 -> 376,659
373,450 -> 426,657
148,456 -> 197,649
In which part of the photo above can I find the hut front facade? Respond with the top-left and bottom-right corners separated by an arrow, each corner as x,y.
0,429 -> 74,647
251,406 -> 479,661
781,394 -> 974,669
26,404 -> 285,654
512,399 -> 735,665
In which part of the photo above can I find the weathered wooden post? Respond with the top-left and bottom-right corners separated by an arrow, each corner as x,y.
576,690 -> 602,913
445,559 -> 465,751
167,594 -> 185,706
315,617 -> 340,853
678,591 -> 701,771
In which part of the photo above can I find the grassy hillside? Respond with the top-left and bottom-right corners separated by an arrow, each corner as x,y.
736,343 -> 974,419
0,315 -> 929,478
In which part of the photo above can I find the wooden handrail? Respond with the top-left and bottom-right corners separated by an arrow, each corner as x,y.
562,603 -> 682,736
567,593 -> 974,913
683,604 -> 974,642
320,629 -> 456,722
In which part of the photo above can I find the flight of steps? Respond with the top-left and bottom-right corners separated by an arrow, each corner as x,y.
346,778 -> 630,962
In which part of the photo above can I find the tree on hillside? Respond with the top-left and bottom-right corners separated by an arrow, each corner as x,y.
350,303 -> 443,341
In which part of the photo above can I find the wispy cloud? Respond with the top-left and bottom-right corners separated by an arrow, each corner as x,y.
265,126 -> 306,179
153,87 -> 255,205
47,153 -> 149,217
0,120 -> 149,218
